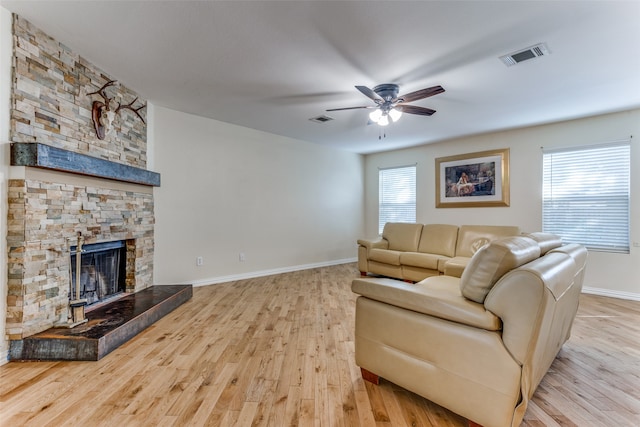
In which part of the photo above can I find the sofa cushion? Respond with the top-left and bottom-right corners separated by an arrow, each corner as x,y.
369,248 -> 402,265
460,236 -> 541,303
402,265 -> 441,282
524,232 -> 562,255
455,225 -> 520,257
382,222 -> 423,252
443,256 -> 470,277
417,224 -> 459,257
399,252 -> 447,270
352,276 -> 501,331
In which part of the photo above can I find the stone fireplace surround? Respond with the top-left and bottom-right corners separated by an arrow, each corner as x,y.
7,166 -> 155,340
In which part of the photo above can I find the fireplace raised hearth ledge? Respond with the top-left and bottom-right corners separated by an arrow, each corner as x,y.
10,142 -> 161,187
9,285 -> 192,361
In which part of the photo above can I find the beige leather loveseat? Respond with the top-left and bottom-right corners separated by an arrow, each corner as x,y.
358,222 -> 520,281
351,234 -> 587,427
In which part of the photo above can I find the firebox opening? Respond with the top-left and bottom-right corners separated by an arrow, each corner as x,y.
70,240 -> 127,307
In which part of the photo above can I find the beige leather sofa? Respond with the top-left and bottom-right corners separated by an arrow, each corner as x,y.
358,223 -> 520,281
351,234 -> 587,427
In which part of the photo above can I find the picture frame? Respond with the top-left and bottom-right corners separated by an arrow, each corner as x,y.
435,148 -> 510,208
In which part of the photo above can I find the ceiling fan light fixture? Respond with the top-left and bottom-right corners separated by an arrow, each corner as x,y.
369,109 -> 383,122
389,108 -> 402,122
327,83 -> 443,126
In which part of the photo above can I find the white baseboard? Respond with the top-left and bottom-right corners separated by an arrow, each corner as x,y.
582,286 -> 640,301
0,348 -> 8,366
189,257 -> 357,287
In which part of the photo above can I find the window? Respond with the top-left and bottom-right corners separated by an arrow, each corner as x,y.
542,141 -> 630,253
379,165 -> 416,234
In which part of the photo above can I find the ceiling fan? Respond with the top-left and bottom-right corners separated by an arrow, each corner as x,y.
327,83 -> 445,126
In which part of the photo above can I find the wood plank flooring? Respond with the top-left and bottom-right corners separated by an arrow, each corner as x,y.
1,263 -> 638,426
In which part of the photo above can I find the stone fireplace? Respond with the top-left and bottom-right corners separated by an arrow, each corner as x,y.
6,168 -> 156,339
5,15 -> 159,341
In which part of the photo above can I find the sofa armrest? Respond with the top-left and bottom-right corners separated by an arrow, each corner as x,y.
357,238 -> 389,275
484,252 -> 578,365
357,238 -> 388,250
483,271 -> 545,365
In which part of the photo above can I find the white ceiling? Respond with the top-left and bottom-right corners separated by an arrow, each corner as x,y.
2,0 -> 640,154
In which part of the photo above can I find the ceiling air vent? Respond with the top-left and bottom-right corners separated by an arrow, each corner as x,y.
309,115 -> 334,124
500,43 -> 550,67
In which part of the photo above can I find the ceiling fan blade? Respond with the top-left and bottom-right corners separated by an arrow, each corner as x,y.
395,104 -> 436,116
355,86 -> 383,103
397,85 -> 445,103
326,106 -> 373,112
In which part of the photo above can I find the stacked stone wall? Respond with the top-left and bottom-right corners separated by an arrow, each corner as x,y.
11,15 -> 147,167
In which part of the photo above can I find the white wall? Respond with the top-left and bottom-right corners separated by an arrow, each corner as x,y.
152,106 -> 364,285
1,6 -> 12,363
364,109 -> 640,298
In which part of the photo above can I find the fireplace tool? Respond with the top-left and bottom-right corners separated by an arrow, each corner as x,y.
68,232 -> 88,327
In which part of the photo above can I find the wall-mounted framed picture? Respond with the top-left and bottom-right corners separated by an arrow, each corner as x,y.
435,148 -> 510,208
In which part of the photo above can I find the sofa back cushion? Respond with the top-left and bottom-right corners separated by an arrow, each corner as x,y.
418,224 -> 459,257
455,225 -> 520,257
382,222 -> 423,252
460,236 -> 541,303
524,232 -> 562,255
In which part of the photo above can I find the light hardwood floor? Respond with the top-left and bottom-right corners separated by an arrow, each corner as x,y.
1,263 -> 639,426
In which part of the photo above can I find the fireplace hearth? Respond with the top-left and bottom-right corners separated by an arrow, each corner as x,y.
9,285 -> 193,361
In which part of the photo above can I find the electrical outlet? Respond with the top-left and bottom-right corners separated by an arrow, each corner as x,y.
196,256 -> 203,266
239,252 -> 246,262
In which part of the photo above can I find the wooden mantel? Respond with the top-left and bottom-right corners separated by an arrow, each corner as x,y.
10,142 -> 161,187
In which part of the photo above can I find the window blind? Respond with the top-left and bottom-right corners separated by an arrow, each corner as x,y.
379,165 -> 416,234
542,141 -> 630,253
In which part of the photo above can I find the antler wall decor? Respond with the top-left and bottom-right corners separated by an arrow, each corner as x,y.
87,80 -> 146,140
